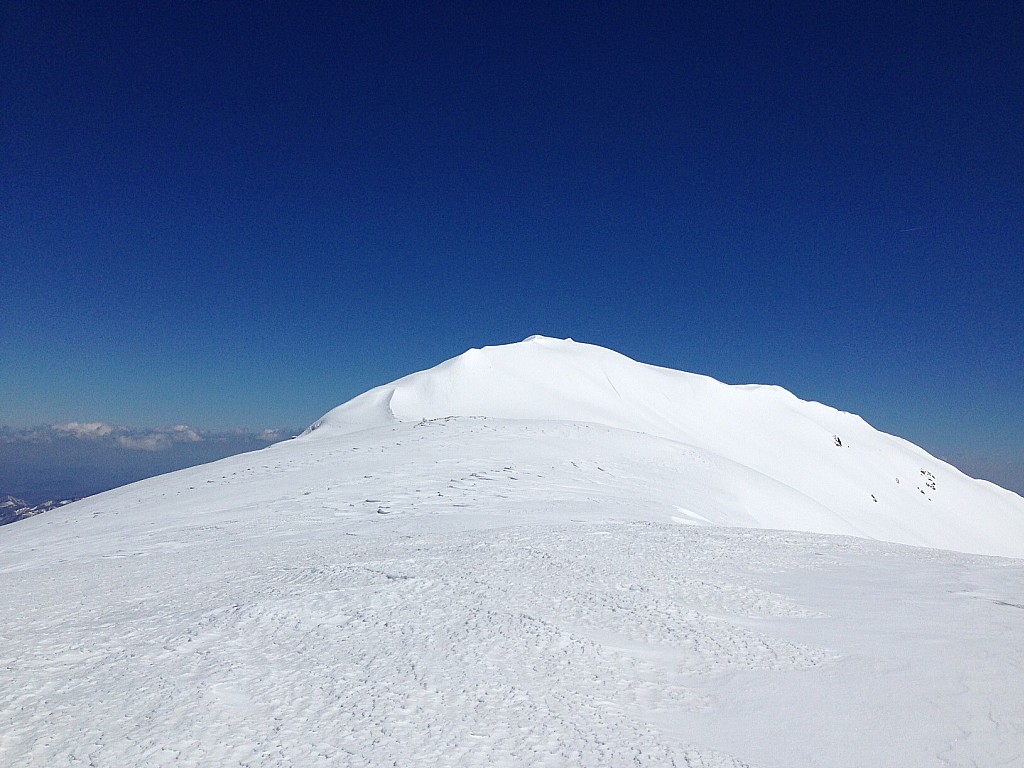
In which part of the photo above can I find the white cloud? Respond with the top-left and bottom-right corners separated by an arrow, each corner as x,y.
1,423 -> 296,451
116,434 -> 172,452
52,422 -> 118,439
157,425 -> 204,443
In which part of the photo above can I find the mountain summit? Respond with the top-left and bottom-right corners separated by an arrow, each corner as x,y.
4,336 -> 1024,767
304,335 -> 1024,557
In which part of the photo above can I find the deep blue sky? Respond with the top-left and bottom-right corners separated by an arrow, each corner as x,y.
2,2 -> 1022,490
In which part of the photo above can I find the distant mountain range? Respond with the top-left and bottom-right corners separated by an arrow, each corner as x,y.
0,495 -> 78,526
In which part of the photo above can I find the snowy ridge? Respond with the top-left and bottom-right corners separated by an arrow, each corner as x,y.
305,335 -> 1024,557
4,336 -> 1024,767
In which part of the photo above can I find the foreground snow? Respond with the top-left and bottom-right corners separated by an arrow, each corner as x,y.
3,414 -> 1023,767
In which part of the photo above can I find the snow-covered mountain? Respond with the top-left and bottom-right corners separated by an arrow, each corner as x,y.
305,335 -> 1024,557
3,336 -> 1023,767
0,494 -> 77,526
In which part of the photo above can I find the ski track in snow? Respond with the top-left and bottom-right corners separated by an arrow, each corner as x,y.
2,413 -> 1024,766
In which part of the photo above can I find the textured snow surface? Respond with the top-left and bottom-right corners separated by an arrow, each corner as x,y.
4,337 -> 1024,766
308,336 -> 1024,558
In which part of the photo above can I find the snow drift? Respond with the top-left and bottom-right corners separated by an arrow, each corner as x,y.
305,335 -> 1024,557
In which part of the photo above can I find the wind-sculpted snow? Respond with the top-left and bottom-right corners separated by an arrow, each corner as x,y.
3,517 -> 1023,766
305,336 -> 1024,558
3,412 -> 1024,766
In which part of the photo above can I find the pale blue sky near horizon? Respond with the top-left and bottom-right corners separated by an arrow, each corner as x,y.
2,2 -> 1021,493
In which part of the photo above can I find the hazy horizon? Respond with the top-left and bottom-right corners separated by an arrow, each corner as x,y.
0,422 -> 296,505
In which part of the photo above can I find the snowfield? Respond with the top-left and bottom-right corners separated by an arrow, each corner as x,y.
3,337 -> 1023,766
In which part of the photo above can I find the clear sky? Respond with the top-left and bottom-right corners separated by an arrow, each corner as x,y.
2,3 -> 1022,491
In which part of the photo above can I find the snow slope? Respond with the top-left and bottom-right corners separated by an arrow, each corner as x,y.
3,336 -> 1024,767
307,335 -> 1024,557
